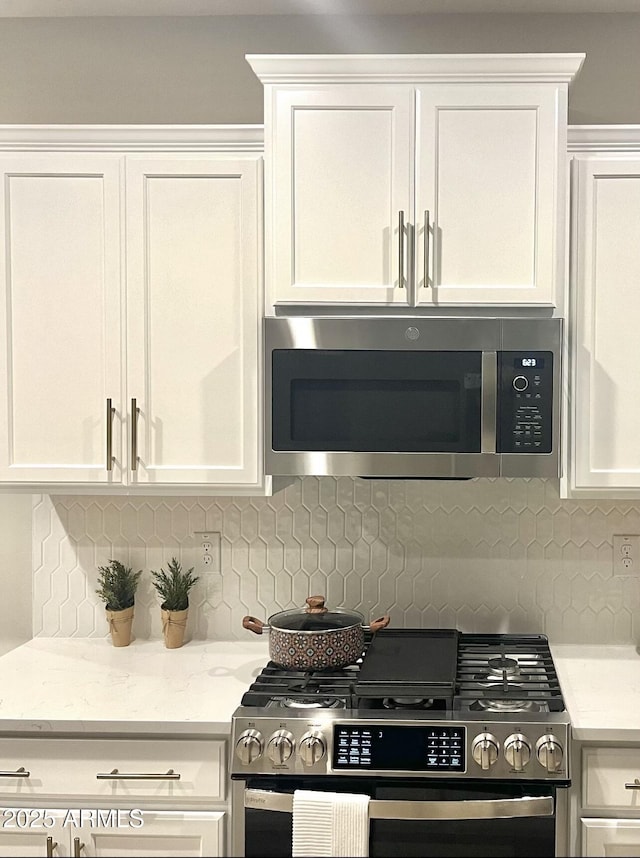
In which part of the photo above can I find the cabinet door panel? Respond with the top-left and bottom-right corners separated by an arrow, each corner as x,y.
417,84 -> 561,305
81,811 -> 224,857
126,156 -> 260,486
0,155 -> 123,484
269,86 -> 413,305
571,157 -> 640,492
582,819 -> 640,857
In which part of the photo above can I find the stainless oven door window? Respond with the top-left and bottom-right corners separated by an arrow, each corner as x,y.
235,780 -> 566,858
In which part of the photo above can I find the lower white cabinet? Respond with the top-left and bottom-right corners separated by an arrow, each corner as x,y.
0,809 -> 224,857
581,818 -> 640,857
0,736 -> 228,857
578,746 -> 640,857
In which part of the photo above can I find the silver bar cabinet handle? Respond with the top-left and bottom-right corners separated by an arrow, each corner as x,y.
46,836 -> 57,858
244,789 -> 553,820
73,837 -> 83,858
106,398 -> 114,471
481,351 -> 498,454
131,398 -> 139,471
398,210 -> 405,288
96,767 -> 180,780
0,766 -> 30,777
424,209 -> 430,288
625,779 -> 640,789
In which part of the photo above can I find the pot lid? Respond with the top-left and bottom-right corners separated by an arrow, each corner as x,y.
269,596 -> 363,632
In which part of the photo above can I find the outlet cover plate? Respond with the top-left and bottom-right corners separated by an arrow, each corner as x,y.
613,535 -> 640,576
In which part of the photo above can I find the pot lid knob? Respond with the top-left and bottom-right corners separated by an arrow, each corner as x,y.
305,596 -> 328,614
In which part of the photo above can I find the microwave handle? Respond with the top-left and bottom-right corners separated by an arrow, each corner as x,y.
481,351 -> 498,454
244,789 -> 553,820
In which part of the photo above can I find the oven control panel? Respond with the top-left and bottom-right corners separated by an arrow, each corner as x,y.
333,725 -> 465,772
231,713 -> 570,780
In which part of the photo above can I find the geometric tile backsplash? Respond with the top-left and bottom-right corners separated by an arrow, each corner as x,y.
33,477 -> 640,644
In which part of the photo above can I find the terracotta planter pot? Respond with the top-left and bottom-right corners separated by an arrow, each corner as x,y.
105,605 -> 134,647
161,606 -> 189,649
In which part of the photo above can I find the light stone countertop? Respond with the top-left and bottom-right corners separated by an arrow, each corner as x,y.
552,643 -> 640,742
0,637 -> 270,736
0,638 -> 637,742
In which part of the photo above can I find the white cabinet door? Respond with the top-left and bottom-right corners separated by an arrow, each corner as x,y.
570,156 -> 640,494
125,156 -> 261,487
582,818 -> 640,857
0,155 -> 123,485
80,811 -> 224,857
267,86 -> 414,306
0,810 -> 68,857
416,83 -> 562,306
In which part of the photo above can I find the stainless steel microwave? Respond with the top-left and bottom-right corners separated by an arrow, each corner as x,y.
265,317 -> 562,479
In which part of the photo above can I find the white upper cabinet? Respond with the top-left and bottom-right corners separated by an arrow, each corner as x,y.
0,128 -> 266,494
567,128 -> 640,497
126,155 -> 261,488
248,53 -> 584,311
0,154 -> 123,485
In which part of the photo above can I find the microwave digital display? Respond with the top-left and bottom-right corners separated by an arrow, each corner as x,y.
514,357 -> 545,369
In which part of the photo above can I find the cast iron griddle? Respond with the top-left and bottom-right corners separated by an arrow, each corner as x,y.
354,628 -> 459,700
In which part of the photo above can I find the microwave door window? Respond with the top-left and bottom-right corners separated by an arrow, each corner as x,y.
271,350 -> 482,454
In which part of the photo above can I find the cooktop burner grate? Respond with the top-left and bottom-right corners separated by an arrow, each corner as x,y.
456,633 -> 564,712
239,629 -> 565,713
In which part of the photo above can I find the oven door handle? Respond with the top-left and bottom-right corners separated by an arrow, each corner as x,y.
244,789 -> 554,820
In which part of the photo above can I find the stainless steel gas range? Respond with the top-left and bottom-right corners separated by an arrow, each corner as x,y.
230,630 -> 570,857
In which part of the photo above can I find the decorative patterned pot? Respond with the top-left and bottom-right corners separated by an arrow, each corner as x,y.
242,596 -> 390,670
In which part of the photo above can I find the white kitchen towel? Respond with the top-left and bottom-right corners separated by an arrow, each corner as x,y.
292,789 -> 370,858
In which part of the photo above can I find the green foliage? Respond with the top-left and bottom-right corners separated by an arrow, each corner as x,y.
96,559 -> 141,612
151,557 -> 200,612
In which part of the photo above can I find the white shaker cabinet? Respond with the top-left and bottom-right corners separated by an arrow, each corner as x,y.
566,130 -> 640,497
0,155 -> 124,485
0,128 -> 267,495
249,53 -> 584,311
125,155 -> 261,488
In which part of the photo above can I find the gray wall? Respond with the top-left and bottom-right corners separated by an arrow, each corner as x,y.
0,13 -> 639,124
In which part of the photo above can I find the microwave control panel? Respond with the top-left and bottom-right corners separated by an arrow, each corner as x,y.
497,352 -> 553,454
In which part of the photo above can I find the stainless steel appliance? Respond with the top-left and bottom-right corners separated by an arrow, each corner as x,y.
230,630 -> 570,857
265,317 -> 562,479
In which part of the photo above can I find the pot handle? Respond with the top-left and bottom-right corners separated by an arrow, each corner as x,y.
368,615 -> 391,634
242,616 -> 269,635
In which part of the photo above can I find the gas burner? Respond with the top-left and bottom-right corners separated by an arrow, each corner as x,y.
472,697 -> 541,714
382,697 -> 435,710
486,655 -> 521,680
281,696 -> 343,710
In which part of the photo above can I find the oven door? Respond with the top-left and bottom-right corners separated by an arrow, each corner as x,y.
233,777 -> 568,858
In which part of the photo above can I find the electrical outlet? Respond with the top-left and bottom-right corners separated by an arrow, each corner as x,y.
191,531 -> 221,576
613,535 -> 640,576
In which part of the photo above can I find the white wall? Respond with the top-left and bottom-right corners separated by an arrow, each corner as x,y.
0,13 -> 638,124
0,494 -> 32,654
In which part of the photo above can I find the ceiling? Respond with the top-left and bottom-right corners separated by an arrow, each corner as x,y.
2,0 -> 640,15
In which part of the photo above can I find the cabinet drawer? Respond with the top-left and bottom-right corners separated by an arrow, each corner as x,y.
583,747 -> 640,810
0,738 -> 226,804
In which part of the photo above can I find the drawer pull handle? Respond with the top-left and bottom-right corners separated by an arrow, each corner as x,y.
96,768 -> 180,780
0,766 -> 30,778
46,836 -> 57,857
625,779 -> 640,789
73,837 -> 83,858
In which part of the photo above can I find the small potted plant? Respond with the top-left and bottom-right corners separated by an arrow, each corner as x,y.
96,559 -> 142,647
151,557 -> 200,649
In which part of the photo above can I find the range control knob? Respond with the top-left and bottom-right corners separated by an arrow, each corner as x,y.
299,731 -> 326,767
471,732 -> 499,771
504,733 -> 532,772
235,729 -> 264,766
513,375 -> 529,392
536,735 -> 564,773
267,730 -> 295,765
